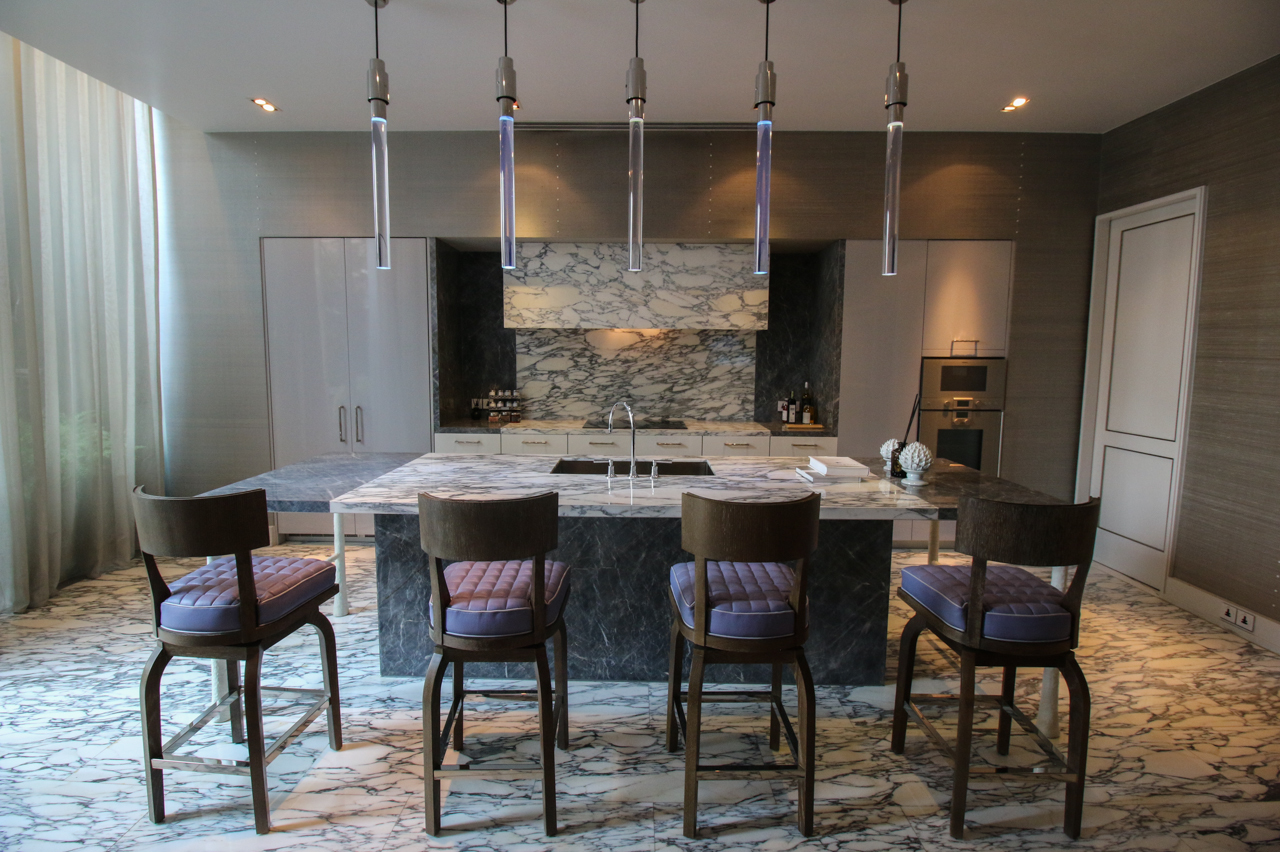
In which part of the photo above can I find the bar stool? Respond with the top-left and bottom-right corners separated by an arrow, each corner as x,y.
891,495 -> 1101,839
132,487 -> 342,834
665,491 -> 822,838
418,491 -> 570,836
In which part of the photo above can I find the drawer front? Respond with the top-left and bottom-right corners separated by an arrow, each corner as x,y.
434,433 -> 501,454
768,436 -> 839,457
636,435 -> 703,457
702,436 -> 770,456
501,433 -> 569,455
567,434 -> 630,457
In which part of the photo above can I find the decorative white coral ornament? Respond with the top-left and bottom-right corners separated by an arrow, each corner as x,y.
899,441 -> 933,485
879,439 -> 901,461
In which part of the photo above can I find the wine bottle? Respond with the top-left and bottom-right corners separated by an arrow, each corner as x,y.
801,382 -> 814,425
787,389 -> 797,424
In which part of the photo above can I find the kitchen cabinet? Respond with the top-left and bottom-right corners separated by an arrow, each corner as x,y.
501,434 -> 569,455
769,436 -> 839,457
567,434 -> 629,456
702,436 -> 770,456
636,435 -> 703,457
264,237 -> 432,535
922,241 -> 1013,357
435,433 -> 501,454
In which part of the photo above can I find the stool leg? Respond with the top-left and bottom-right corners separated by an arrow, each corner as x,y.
1060,653 -> 1091,840
244,645 -> 271,835
227,659 -> 245,744
996,665 -> 1016,756
423,652 -> 447,835
768,663 -> 782,751
139,645 -> 172,824
534,643 -> 558,837
665,620 -> 684,753
793,648 -> 816,837
312,614 -> 343,750
554,622 -> 570,750
683,645 -> 706,839
949,649 -> 977,840
451,661 -> 465,752
891,613 -> 926,754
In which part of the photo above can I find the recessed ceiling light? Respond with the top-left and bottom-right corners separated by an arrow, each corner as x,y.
1001,96 -> 1029,113
250,98 -> 279,112
1011,97 -> 1028,107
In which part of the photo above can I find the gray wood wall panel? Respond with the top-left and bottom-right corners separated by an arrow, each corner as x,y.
1098,54 -> 1280,616
156,116 -> 1098,498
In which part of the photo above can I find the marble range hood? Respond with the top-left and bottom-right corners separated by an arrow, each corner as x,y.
503,242 -> 769,330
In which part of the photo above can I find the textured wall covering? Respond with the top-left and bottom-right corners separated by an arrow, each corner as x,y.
1099,55 -> 1280,616
433,247 -> 514,423
515,328 -> 756,421
503,243 -> 768,330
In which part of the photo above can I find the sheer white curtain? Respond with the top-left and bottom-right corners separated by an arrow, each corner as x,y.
0,35 -> 163,612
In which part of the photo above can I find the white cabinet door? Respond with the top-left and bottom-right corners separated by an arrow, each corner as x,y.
769,436 -> 839,457
435,433 -> 502,454
703,436 -> 770,456
263,238 -> 352,466
637,435 -> 703,457
346,238 -> 433,453
922,241 -> 1013,357
568,434 -> 630,456
501,433 -> 569,455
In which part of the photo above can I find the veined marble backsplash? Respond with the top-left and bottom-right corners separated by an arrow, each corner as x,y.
516,329 -> 756,421
504,243 -> 768,330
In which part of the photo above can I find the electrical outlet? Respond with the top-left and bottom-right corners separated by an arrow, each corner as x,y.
1237,609 -> 1256,632
1221,604 -> 1238,624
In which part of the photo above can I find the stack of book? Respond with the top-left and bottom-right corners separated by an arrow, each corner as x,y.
795,456 -> 871,483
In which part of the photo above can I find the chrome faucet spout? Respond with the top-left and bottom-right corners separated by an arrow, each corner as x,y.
608,400 -> 638,479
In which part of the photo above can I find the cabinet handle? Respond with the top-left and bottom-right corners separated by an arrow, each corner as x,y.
657,442 -> 684,447
355,406 -> 364,443
724,442 -> 753,448
791,443 -> 819,447
522,440 -> 549,445
588,441 -> 617,445
455,440 -> 481,445
338,406 -> 347,443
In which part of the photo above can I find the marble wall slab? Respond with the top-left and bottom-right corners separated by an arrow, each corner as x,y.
515,328 -> 756,421
503,243 -> 769,330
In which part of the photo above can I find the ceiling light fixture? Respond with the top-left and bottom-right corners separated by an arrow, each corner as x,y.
366,0 -> 391,270
250,98 -> 279,112
497,0 -> 519,270
626,0 -> 646,273
1002,97 -> 1029,112
882,0 -> 909,276
753,0 -> 777,276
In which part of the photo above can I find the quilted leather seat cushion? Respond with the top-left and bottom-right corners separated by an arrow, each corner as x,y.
429,560 -> 571,638
670,561 -> 797,639
160,556 -> 336,634
901,562 -> 1071,643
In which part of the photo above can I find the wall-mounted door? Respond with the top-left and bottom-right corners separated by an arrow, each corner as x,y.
1079,190 -> 1205,590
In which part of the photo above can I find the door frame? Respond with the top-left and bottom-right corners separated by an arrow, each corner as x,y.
1075,187 -> 1207,589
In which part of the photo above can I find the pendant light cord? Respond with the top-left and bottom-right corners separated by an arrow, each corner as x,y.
896,1 -> 902,63
504,1 -> 509,57
374,1 -> 380,58
764,1 -> 771,61
635,0 -> 640,57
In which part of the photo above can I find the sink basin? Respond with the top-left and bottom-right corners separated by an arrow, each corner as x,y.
550,459 -> 715,476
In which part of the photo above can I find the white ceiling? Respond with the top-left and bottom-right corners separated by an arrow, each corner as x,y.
1,0 -> 1278,134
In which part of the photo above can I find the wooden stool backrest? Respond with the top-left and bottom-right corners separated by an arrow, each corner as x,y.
418,491 -> 559,644
956,495 -> 1102,644
132,486 -> 270,635
679,491 -> 822,645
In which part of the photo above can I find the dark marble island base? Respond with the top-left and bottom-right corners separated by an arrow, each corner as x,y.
374,513 -> 891,685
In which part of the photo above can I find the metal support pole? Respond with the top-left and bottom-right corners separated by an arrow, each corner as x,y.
208,556 -> 232,722
331,513 -> 349,617
927,520 -> 941,564
1036,565 -> 1069,738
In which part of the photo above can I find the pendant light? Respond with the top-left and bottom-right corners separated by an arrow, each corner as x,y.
366,0 -> 391,270
626,0 -> 647,273
882,0 -> 909,276
496,0 -> 518,270
753,0 -> 777,276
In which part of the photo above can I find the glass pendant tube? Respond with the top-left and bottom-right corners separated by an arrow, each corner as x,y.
369,57 -> 391,270
754,116 -> 772,275
497,54 -> 517,270
883,60 -> 908,276
627,55 -> 646,273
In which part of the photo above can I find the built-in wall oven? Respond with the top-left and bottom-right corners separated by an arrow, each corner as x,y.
917,357 -> 1007,474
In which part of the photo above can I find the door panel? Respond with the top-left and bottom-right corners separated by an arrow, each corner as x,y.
346,238 -> 433,453
263,238 -> 351,467
1098,447 -> 1173,550
1105,215 -> 1195,441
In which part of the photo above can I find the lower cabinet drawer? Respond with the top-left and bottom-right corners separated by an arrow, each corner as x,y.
702,436 -> 770,456
636,435 -> 703,457
567,434 -> 629,456
501,433 -> 569,455
434,433 -> 501,454
768,435 -> 839,457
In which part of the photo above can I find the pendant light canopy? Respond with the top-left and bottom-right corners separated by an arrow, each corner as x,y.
626,0 -> 647,273
753,0 -> 777,277
366,0 -> 391,270
882,0 -> 909,276
496,0 -> 518,270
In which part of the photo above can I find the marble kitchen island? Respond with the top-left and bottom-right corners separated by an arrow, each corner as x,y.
330,453 -> 936,685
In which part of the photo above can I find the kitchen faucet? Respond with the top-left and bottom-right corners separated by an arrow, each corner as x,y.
607,400 -> 638,479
